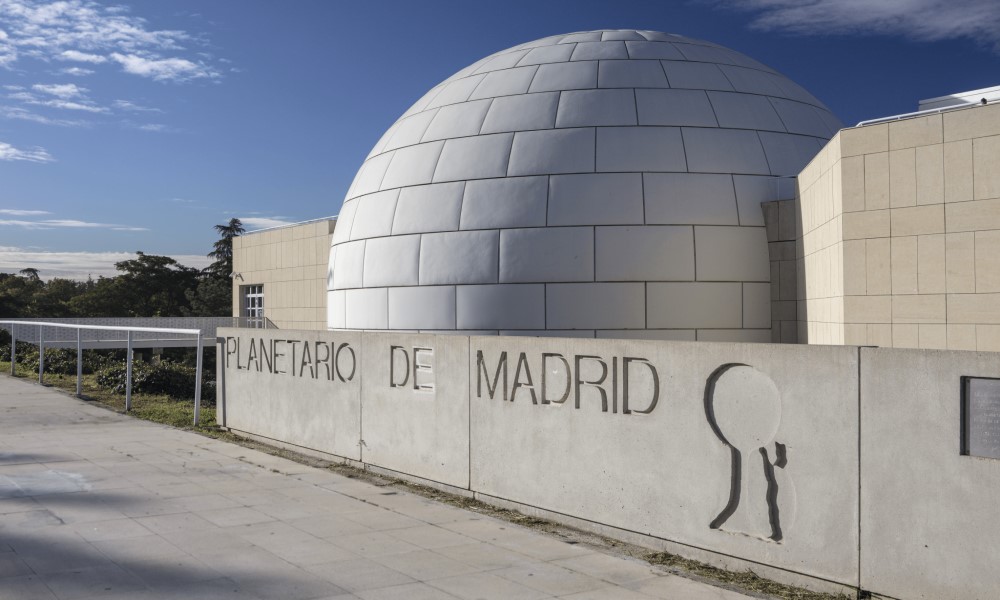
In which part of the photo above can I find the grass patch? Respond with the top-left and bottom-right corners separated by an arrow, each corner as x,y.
644,551 -> 853,600
0,360 -> 216,430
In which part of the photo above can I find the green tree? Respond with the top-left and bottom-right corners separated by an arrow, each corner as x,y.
183,218 -> 245,317
0,271 -> 44,317
207,218 -> 244,277
115,252 -> 200,317
67,253 -> 199,318
183,276 -> 231,317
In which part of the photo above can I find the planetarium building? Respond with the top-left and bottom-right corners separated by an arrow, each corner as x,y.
234,28 -> 1000,352
218,29 -> 1000,600
325,29 -> 840,341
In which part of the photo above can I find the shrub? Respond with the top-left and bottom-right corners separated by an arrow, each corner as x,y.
96,359 -> 214,401
2,343 -> 120,376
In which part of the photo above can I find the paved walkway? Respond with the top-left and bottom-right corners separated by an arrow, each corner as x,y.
0,376 -> 752,600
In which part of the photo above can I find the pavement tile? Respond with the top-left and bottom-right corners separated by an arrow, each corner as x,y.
91,534 -> 185,563
262,534 -> 359,566
426,572 -> 552,600
552,552 -> 661,586
285,514 -> 372,538
384,524 -> 475,550
17,540 -> 116,575
227,565 -> 350,600
0,573 -> 59,599
433,542 -> 535,571
158,492 -> 243,513
385,503 -> 474,525
142,481 -> 212,499
492,561 -> 608,596
226,519 -> 317,545
491,532 -> 595,562
372,549 -> 484,581
305,557 -> 417,592
327,531 -> 423,558
0,496 -> 41,515
0,553 -> 34,577
134,511 -> 219,536
559,586 -> 655,599
339,508 -> 425,532
41,564 -> 148,599
629,573 -> 754,599
33,493 -> 129,525
355,581 -> 463,600
196,505 -> 275,527
121,553 -> 224,589
249,497 -> 330,520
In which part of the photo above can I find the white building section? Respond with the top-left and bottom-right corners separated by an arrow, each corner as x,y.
328,29 -> 842,340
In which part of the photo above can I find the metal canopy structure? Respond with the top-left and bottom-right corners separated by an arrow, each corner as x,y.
0,317 -> 270,349
0,317 -> 269,424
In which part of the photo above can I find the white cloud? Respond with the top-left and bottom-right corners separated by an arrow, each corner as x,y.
711,0 -> 1000,49
0,28 -> 15,65
0,0 -> 224,81
34,98 -> 108,113
110,52 -> 216,82
133,123 -> 170,132
113,99 -> 161,112
57,49 -> 106,63
10,84 -> 108,113
59,66 -> 93,76
0,140 -> 53,162
241,216 -> 296,230
32,82 -> 85,98
0,247 -> 212,280
0,217 -> 146,230
0,105 -> 87,126
0,209 -> 50,215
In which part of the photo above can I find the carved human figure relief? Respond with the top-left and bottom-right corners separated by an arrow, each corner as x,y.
704,364 -> 794,542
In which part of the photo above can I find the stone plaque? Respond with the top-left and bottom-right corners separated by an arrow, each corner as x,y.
962,377 -> 1000,459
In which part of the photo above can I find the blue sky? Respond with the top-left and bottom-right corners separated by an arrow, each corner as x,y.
1,0 -> 998,278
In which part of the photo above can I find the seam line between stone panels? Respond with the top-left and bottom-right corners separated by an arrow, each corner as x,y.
693,226 -> 699,281
856,344 -> 863,591
392,63 -> 829,116
766,96 -> 792,134
465,71 -> 493,101
467,333 -> 472,488
358,331 -> 365,462
753,130 -> 775,176
360,122 -> 830,167
728,175 -> 743,225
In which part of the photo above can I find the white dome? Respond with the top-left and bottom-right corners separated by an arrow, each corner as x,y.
328,29 -> 841,340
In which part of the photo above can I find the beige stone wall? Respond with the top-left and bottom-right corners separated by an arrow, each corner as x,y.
763,198 -> 799,343
796,102 -> 1000,350
231,219 -> 336,330
796,135 -> 846,344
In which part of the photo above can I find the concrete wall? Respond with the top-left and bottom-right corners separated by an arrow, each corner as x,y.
219,328 -> 361,460
860,347 -> 1000,600
797,102 -> 1000,350
231,219 -> 335,330
218,328 -> 1000,599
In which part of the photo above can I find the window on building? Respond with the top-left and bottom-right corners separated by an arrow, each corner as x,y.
243,285 -> 265,328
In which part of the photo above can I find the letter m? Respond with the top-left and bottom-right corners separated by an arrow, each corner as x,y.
476,350 -> 508,401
